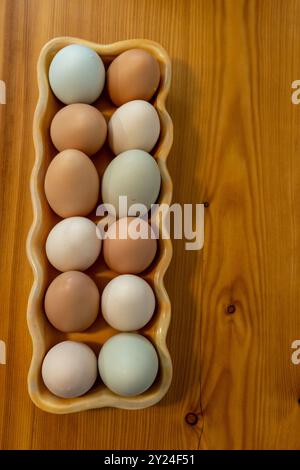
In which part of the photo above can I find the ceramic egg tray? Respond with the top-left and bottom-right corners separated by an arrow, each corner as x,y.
27,37 -> 173,414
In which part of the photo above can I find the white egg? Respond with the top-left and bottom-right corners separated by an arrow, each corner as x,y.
102,275 -> 155,331
98,333 -> 159,396
108,100 -> 160,155
42,341 -> 97,398
102,149 -> 161,217
46,217 -> 101,271
49,45 -> 105,104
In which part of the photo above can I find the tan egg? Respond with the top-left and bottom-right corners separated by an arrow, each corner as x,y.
107,49 -> 160,106
50,104 -> 107,156
44,271 -> 99,332
44,149 -> 99,218
103,217 -> 157,274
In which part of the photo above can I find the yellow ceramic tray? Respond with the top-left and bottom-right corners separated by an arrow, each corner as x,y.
27,37 -> 173,414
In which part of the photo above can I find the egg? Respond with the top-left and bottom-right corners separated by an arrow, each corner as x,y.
102,275 -> 155,331
50,104 -> 107,156
102,149 -> 161,217
49,44 -> 105,104
103,217 -> 157,274
108,100 -> 160,155
44,149 -> 99,218
46,217 -> 102,272
45,271 -> 99,332
107,49 -> 160,106
42,341 -> 97,398
98,333 -> 158,396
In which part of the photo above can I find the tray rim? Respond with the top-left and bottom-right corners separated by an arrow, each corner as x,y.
27,37 -> 173,414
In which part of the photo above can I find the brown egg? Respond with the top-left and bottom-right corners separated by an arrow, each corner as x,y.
107,49 -> 160,106
44,271 -> 99,332
50,103 -> 107,156
44,149 -> 99,218
103,217 -> 157,274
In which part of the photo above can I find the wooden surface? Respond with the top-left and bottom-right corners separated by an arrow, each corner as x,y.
0,0 -> 300,450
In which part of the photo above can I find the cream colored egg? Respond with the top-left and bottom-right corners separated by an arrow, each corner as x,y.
102,149 -> 161,217
102,275 -> 155,331
42,341 -> 97,398
98,333 -> 158,396
108,100 -> 160,155
46,217 -> 101,272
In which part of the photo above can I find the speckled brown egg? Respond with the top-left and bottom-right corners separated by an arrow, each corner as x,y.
107,49 -> 160,106
50,103 -> 107,156
44,149 -> 99,218
44,271 -> 99,332
103,217 -> 157,274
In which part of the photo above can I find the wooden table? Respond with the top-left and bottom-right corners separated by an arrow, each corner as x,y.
1,0 -> 300,450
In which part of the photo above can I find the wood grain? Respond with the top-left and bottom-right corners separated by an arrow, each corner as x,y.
0,0 -> 300,450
